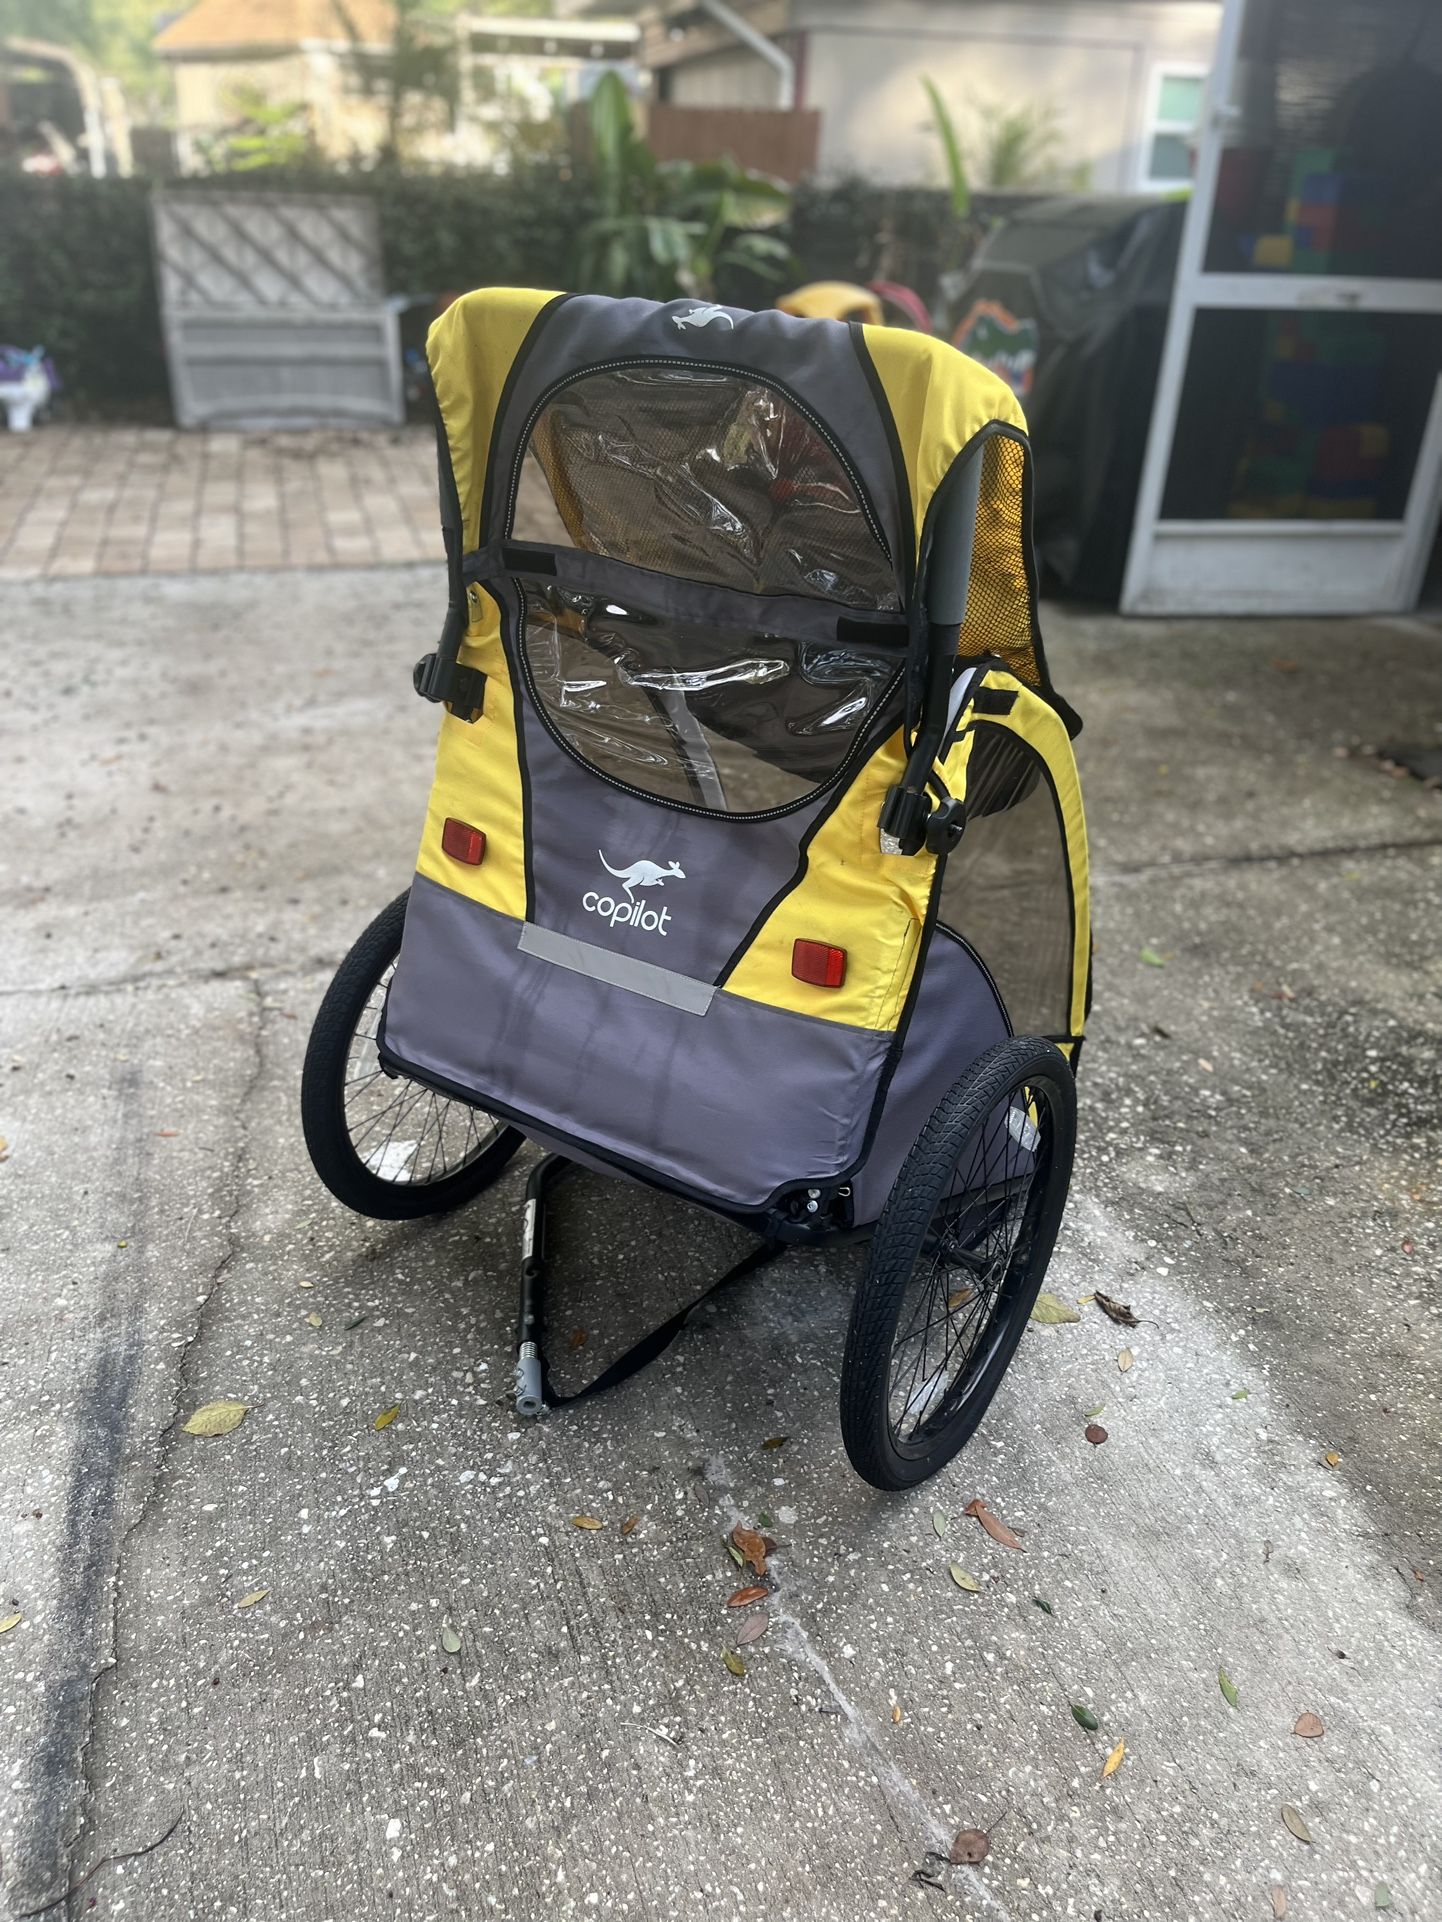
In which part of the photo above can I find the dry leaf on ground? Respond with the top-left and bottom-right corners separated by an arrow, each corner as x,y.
1375,1884 -> 1393,1910
726,1584 -> 768,1608
722,1649 -> 746,1676
0,1612 -> 22,1635
235,1588 -> 268,1610
1270,1888 -> 1288,1920
373,1404 -> 399,1431
1280,1805 -> 1313,1844
963,1497 -> 1024,1550
183,1399 -> 248,1437
620,1515 -> 640,1536
1085,1423 -> 1109,1446
1030,1292 -> 1081,1325
568,1327 -> 588,1350
1118,1349 -> 1135,1374
1219,1669 -> 1240,1707
441,1626 -> 462,1654
736,1612 -> 770,1646
1101,1738 -> 1126,1779
932,1510 -> 948,1538
1071,1704 -> 1099,1731
305,1312 -> 323,1329
571,1515 -> 605,1530
730,1526 -> 768,1575
949,1829 -> 990,1865
949,1566 -> 980,1592
1293,1711 -> 1324,1739
1094,1291 -> 1140,1327
891,1703 -> 902,1724
1323,1450 -> 1342,1467
761,1436 -> 788,1450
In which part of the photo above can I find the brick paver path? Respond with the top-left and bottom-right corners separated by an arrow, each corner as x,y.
0,426 -> 447,580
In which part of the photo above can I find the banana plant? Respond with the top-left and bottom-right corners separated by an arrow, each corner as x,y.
575,72 -> 791,301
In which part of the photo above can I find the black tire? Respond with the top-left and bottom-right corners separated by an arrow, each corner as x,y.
301,891 -> 524,1220
840,1036 -> 1077,1491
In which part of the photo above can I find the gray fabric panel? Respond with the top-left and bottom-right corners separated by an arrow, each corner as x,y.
467,540 -> 909,649
848,928 -> 1011,1225
483,295 -> 906,574
518,921 -> 715,1015
386,875 -> 891,1211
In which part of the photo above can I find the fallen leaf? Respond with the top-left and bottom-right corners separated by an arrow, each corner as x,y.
932,1510 -> 948,1538
571,1514 -> 604,1530
1083,1403 -> 1105,1419
1198,1057 -> 1214,1073
891,1704 -> 902,1724
735,1612 -> 770,1646
0,1612 -> 22,1634
1076,1292 -> 1096,1305
305,1312 -> 323,1329
620,1515 -> 640,1536
1231,1388 -> 1249,1400
1101,1737 -> 1126,1780
1093,1291 -> 1139,1327
155,1128 -> 180,1137
1219,1668 -> 1240,1708
949,1829 -> 990,1866
1139,946 -> 1167,967
761,1535 -> 780,1556
183,1399 -> 248,1437
1031,1292 -> 1081,1325
1401,1238 -> 1414,1256
568,1327 -> 588,1351
1071,1704 -> 1099,1731
1280,1804 -> 1312,1845
761,1436 -> 788,1450
1375,1884 -> 1392,1910
236,1588 -> 268,1610
731,1526 -> 768,1576
374,1404 -> 399,1431
1033,1597 -> 1053,1615
964,1497 -> 1024,1550
724,1538 -> 745,1567
1271,1888 -> 1288,1920
722,1649 -> 746,1677
344,1315 -> 368,1330
949,1565 -> 980,1592
726,1584 -> 768,1608
946,1287 -> 976,1310
1323,1450 -> 1341,1467
1085,1423 -> 1109,1446
1292,1711 -> 1324,1739
440,1626 -> 461,1654
1117,1349 -> 1134,1374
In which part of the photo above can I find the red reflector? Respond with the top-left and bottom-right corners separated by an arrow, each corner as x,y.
792,938 -> 847,988
441,818 -> 486,865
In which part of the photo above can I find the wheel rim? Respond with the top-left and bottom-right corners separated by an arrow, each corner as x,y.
342,961 -> 504,1187
885,1079 -> 1056,1455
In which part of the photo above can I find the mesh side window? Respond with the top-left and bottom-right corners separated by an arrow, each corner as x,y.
521,584 -> 902,814
515,365 -> 901,611
959,437 -> 1041,688
939,724 -> 1074,1034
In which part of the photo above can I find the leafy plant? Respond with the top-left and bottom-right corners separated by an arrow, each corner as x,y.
199,87 -> 315,173
922,77 -> 970,220
575,71 -> 791,300
923,82 -> 1090,195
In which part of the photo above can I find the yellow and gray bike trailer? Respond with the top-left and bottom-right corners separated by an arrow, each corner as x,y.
302,288 -> 1090,1490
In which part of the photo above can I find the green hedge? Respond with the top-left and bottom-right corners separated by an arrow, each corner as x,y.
0,167 -> 975,417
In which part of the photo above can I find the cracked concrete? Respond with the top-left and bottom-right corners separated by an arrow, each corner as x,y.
1,571 -> 1439,1921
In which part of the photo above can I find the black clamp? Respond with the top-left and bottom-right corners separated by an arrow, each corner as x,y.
924,794 -> 967,854
413,651 -> 486,724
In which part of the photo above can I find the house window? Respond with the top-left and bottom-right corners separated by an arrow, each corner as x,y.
1140,67 -> 1206,190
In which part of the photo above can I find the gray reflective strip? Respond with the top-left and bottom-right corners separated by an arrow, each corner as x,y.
518,923 -> 715,1015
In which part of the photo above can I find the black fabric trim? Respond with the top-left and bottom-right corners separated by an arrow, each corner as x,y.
492,585 -> 538,923
475,291 -> 576,545
848,319 -> 916,605
972,686 -> 1017,716
837,614 -> 909,646
501,542 -> 555,574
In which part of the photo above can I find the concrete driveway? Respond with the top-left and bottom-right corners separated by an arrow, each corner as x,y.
1,570 -> 1439,1922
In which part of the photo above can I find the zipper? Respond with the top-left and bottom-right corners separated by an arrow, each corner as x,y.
504,356 -> 895,575
511,583 -> 904,825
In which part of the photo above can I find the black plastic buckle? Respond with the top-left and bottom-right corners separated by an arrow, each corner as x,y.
412,652 -> 486,724
924,795 -> 967,855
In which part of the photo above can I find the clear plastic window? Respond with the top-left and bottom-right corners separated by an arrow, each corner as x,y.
515,364 -> 901,611
940,726 -> 1075,1035
520,584 -> 902,813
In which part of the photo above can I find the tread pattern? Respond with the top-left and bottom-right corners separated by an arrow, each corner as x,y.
839,1036 -> 1076,1490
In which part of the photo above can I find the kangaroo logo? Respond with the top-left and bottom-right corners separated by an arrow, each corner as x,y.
584,853 -> 686,936
598,853 -> 685,896
672,304 -> 734,332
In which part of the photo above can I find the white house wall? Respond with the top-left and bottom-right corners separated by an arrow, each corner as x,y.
664,0 -> 1221,187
